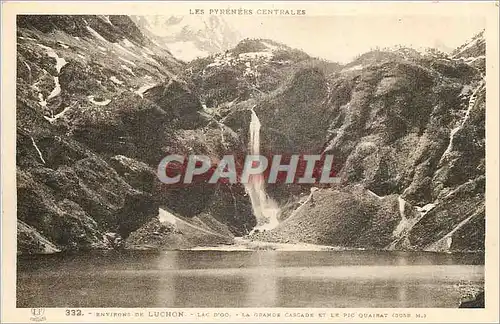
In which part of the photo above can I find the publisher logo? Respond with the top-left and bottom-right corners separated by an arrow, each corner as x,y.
30,308 -> 46,322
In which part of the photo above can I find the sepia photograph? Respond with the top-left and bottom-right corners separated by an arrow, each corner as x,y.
1,1 -> 499,323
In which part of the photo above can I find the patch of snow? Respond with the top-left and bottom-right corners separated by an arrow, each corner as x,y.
98,46 -> 107,52
464,55 -> 486,63
158,208 -> 177,224
44,105 -> 71,123
23,61 -> 32,75
114,44 -> 139,58
275,60 -> 290,65
21,36 -> 37,41
207,61 -> 224,68
30,136 -> 46,164
38,93 -> 47,107
77,54 -> 86,60
103,15 -> 113,25
167,41 -> 208,61
119,57 -> 136,67
151,39 -> 161,47
141,53 -> 158,64
73,36 -> 80,41
238,52 -> 274,60
122,39 -> 135,48
134,84 -> 156,98
120,64 -> 135,76
109,76 -> 124,85
57,43 -> 69,49
88,95 -> 111,106
416,203 -> 436,216
37,44 -> 67,73
86,26 -> 108,42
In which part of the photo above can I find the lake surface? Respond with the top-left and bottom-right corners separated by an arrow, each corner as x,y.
17,250 -> 484,308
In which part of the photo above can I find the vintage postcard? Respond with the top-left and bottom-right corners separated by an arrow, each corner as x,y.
1,1 -> 499,323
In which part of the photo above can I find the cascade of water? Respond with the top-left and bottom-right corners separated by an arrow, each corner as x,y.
245,107 -> 280,232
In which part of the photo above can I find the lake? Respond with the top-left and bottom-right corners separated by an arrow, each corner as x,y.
17,250 -> 484,308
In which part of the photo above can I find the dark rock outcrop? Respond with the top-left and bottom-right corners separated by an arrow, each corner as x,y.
459,291 -> 485,308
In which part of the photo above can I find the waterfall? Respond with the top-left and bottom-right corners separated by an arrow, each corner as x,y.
246,107 -> 280,232
439,78 -> 485,165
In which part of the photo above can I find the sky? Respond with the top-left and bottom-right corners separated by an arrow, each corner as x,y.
223,15 -> 486,63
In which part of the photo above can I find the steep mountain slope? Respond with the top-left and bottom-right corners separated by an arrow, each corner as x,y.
132,15 -> 241,62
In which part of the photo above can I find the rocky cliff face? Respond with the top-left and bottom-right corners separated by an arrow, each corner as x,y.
16,15 -> 485,254
16,15 -> 253,254
245,41 -> 485,253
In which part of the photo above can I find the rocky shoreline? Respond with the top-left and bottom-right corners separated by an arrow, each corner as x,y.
459,291 -> 485,308
16,16 -> 485,257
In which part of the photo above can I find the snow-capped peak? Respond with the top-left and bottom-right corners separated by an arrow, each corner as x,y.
132,15 -> 242,61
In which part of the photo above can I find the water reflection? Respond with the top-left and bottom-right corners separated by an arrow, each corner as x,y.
156,252 -> 177,306
246,251 -> 278,306
396,253 -> 409,307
